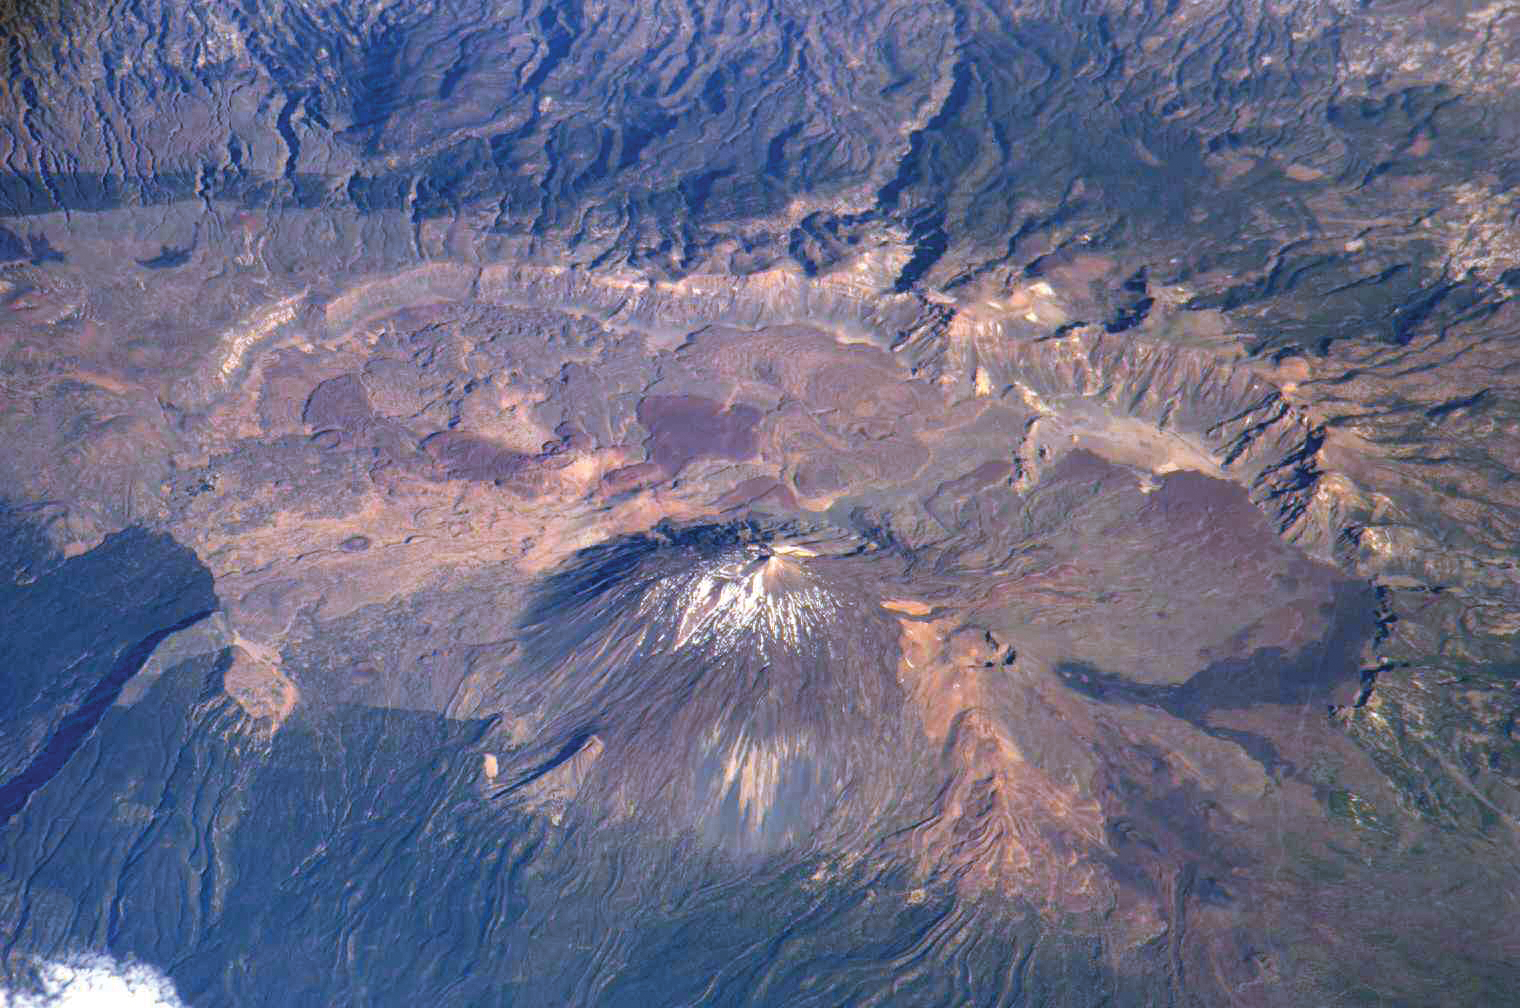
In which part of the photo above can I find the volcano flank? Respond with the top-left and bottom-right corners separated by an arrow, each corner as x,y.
493,521 -> 930,857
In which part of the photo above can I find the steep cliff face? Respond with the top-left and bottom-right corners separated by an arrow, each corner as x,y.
2,0 -> 1519,1005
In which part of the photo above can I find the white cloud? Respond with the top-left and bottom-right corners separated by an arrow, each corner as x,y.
1,954 -> 186,1008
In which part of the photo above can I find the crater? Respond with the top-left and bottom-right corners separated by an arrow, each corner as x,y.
216,271 -> 1384,916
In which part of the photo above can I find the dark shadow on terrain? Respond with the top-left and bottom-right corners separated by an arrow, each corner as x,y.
0,515 -> 217,825
0,606 -> 211,825
0,498 -> 58,582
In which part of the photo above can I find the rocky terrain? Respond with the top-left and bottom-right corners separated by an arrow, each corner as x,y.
2,0 -> 1519,1005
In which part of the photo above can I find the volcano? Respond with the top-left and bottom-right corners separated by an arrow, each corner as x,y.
494,521 -> 931,857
